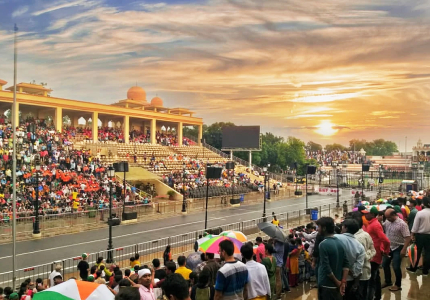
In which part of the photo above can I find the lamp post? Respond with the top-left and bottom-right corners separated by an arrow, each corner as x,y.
266,163 -> 271,200
332,161 -> 339,208
181,162 -> 187,213
33,156 -> 41,237
262,166 -> 267,221
106,166 -> 115,263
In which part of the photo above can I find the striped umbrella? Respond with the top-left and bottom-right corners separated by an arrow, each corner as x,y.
33,280 -> 114,300
220,231 -> 247,242
199,236 -> 243,254
197,234 -> 218,245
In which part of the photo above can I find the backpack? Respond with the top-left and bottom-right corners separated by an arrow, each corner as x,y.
196,287 -> 210,300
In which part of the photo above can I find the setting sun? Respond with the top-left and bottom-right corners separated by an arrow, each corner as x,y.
315,120 -> 338,136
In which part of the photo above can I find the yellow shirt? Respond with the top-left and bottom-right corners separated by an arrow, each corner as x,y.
131,260 -> 140,268
175,266 -> 192,280
72,201 -> 79,209
272,219 -> 280,226
72,192 -> 78,200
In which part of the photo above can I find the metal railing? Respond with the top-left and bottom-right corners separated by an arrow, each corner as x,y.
0,198 -> 351,288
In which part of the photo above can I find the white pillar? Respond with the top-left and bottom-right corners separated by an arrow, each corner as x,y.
230,151 -> 233,160
124,115 -> 129,144
55,107 -> 62,132
198,124 -> 203,146
249,151 -> 252,168
92,112 -> 98,143
178,122 -> 183,146
150,119 -> 156,144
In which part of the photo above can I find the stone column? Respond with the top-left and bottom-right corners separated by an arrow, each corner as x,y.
124,115 -> 130,144
178,122 -> 183,146
150,119 -> 156,144
198,124 -> 203,146
92,112 -> 98,143
12,102 -> 19,125
55,107 -> 62,132
249,151 -> 252,168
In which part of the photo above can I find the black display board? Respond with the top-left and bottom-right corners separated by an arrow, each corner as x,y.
222,126 -> 260,149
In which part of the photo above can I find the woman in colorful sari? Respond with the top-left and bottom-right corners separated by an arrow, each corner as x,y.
288,238 -> 303,288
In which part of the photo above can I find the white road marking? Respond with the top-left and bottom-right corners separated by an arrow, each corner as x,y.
0,196 -> 342,260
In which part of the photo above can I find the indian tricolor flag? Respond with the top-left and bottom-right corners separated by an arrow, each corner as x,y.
33,280 -> 114,300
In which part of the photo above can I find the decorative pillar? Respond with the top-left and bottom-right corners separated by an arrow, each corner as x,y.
249,151 -> 252,168
178,122 -> 183,146
124,115 -> 130,144
12,102 -> 19,125
92,112 -> 98,143
54,107 -> 62,132
72,115 -> 79,128
198,124 -> 203,146
150,119 -> 156,145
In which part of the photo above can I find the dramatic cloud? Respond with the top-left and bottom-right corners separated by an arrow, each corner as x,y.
0,0 -> 429,148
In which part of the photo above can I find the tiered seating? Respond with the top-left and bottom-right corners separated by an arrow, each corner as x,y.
170,145 -> 225,162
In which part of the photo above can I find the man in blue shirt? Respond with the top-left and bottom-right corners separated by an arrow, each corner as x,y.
316,217 -> 349,300
215,240 -> 248,300
335,219 -> 365,300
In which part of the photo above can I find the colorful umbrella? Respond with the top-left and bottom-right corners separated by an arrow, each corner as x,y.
220,231 -> 247,242
33,280 -> 114,300
199,236 -> 243,254
197,234 -> 218,245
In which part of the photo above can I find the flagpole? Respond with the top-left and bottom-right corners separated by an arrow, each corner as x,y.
12,23 -> 18,290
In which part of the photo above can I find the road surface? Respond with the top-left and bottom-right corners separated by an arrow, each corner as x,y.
0,193 -> 347,272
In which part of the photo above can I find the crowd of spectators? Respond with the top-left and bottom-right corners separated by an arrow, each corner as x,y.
306,150 -> 365,166
0,117 -> 150,221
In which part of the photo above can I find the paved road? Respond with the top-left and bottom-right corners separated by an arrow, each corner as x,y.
0,194 -> 347,272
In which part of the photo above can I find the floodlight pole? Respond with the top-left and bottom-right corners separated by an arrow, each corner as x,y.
12,23 -> 18,290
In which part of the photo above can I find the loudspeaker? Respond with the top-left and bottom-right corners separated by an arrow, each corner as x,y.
294,191 -> 302,196
306,165 -> 317,174
230,198 -> 240,205
226,161 -> 235,170
108,218 -> 121,226
122,212 -> 137,220
206,166 -> 223,179
362,164 -> 370,172
114,162 -> 129,173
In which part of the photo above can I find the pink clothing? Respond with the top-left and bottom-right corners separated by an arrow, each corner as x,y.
139,285 -> 155,300
256,243 -> 266,263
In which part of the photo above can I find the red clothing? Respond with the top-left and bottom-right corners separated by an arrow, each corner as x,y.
416,205 -> 422,211
365,218 -> 390,264
256,243 -> 266,263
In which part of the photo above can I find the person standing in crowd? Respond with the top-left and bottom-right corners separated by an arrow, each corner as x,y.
214,240 -> 248,300
382,208 -> 411,292
316,217 -> 349,300
162,273 -> 191,300
349,212 -> 376,300
273,239 -> 285,299
77,253 -> 90,281
240,244 -> 271,300
164,245 -> 173,265
364,206 -> 390,300
288,238 -> 303,288
137,269 -> 155,300
407,199 -> 418,232
49,264 -> 62,287
335,219 -> 365,300
255,237 -> 265,263
203,253 -> 220,287
300,223 -> 317,254
191,269 -> 215,300
408,197 -> 430,275
152,258 -> 166,280
262,244 -> 276,299
176,256 -> 193,280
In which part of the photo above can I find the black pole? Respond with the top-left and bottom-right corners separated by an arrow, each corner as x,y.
107,180 -> 114,263
336,171 -> 340,208
306,173 -> 308,209
182,166 -> 186,213
122,169 -> 126,217
362,169 -> 364,197
204,181 -> 209,230
33,170 -> 40,235
263,173 -> 267,221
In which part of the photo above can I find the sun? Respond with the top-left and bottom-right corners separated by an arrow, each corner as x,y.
315,120 -> 338,136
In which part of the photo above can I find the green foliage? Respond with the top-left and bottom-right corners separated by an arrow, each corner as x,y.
307,141 -> 323,152
325,143 -> 348,152
349,138 -> 398,156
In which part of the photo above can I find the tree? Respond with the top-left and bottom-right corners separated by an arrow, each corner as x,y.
307,141 -> 323,152
348,138 -> 398,156
325,143 -> 347,152
183,125 -> 198,141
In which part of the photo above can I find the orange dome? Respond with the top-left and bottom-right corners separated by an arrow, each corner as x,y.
151,96 -> 163,107
127,86 -> 146,102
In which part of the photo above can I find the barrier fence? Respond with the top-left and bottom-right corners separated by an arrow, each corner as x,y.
0,197 -> 352,288
0,189 -> 294,243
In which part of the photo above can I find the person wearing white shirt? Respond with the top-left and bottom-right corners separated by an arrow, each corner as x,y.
241,244 -> 271,300
409,197 -> 430,275
49,265 -> 62,287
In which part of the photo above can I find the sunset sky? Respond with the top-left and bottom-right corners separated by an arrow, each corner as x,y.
0,0 -> 429,150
